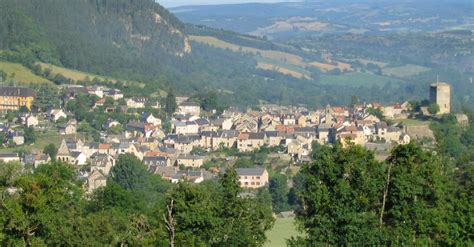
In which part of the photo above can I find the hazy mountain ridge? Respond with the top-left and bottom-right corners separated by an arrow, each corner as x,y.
172,0 -> 474,38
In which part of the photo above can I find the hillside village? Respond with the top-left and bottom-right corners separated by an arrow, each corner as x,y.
0,82 -> 468,193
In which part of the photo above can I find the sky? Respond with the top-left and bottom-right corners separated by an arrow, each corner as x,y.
158,0 -> 300,8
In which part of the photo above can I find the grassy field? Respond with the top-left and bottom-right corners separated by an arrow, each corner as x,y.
256,57 -> 312,79
320,72 -> 405,87
395,118 -> 430,126
38,62 -> 146,88
190,35 -> 314,79
190,35 -> 359,80
38,62 -> 116,82
310,61 -> 352,72
190,35 -> 306,66
0,130 -> 83,154
382,64 -> 431,78
346,58 -> 387,68
265,217 -> 301,247
0,61 -> 51,84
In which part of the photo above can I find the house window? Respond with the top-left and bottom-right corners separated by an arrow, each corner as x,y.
256,176 -> 260,179
251,182 -> 255,185
245,182 -> 248,185
256,182 -> 260,185
244,176 -> 247,179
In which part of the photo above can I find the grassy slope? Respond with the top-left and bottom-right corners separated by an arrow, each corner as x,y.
320,72 -> 405,87
395,118 -> 430,126
0,61 -> 51,84
0,130 -> 83,154
190,35 -> 311,78
265,217 -> 302,247
38,62 -> 146,88
38,62 -> 117,82
189,35 -> 306,65
190,35 -> 362,80
382,64 -> 431,78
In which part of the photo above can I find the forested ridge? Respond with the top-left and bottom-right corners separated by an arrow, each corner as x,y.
3,0 -> 472,108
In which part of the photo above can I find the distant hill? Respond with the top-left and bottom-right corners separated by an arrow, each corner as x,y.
172,0 -> 474,38
1,0 -> 471,108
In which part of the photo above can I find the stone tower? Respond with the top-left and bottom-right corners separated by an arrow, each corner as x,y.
429,82 -> 451,114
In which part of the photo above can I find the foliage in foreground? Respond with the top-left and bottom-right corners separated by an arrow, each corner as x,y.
289,142 -> 473,245
0,154 -> 274,246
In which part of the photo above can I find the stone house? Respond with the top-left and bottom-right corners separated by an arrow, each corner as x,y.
264,131 -> 284,147
178,101 -> 201,116
171,170 -> 204,184
102,119 -> 121,130
143,156 -> 171,167
23,153 -> 50,168
236,167 -> 269,189
174,121 -> 199,135
58,123 -> 76,135
104,88 -> 124,100
25,115 -> 38,127
126,97 -> 147,108
176,155 -> 204,168
71,151 -> 88,165
142,113 -> 161,127
215,130 -> 239,149
86,170 -> 107,194
335,126 -> 365,147
237,132 -> 265,152
90,153 -> 115,175
317,123 -> 332,144
0,153 -> 20,163
11,132 -> 24,145
282,114 -> 296,125
49,109 -> 67,122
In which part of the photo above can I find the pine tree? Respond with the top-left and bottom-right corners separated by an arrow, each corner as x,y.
165,89 -> 177,116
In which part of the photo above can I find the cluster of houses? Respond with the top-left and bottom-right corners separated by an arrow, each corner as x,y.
0,85 -> 425,194
55,101 -> 414,192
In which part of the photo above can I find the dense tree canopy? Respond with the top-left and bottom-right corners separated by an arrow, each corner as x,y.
0,156 -> 274,246
290,142 -> 473,245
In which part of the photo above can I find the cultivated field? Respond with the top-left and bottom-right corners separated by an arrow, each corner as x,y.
190,35 -> 355,79
257,62 -> 311,79
257,57 -> 312,79
38,62 -> 116,82
190,35 -> 306,66
382,64 -> 431,78
347,58 -> 388,68
310,61 -> 352,72
0,61 -> 51,84
38,62 -> 145,88
320,72 -> 405,87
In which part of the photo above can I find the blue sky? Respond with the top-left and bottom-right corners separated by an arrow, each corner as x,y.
158,0 -> 299,8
